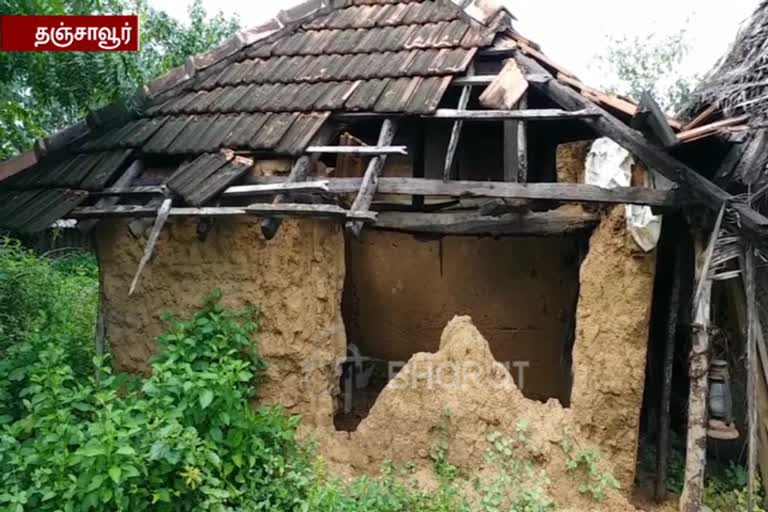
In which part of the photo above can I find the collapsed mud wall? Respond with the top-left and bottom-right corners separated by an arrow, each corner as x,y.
95,218 -> 346,428
319,315 -> 643,511
95,204 -> 655,499
571,206 -> 658,489
344,231 -> 584,403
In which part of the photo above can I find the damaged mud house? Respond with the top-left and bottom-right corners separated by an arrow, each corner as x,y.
4,0 -> 768,509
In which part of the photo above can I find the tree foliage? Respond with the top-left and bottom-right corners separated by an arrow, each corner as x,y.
593,23 -> 698,115
0,0 -> 240,159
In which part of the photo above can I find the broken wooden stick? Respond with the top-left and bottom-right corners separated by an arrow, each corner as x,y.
260,155 -> 317,240
444,65 -> 474,181
346,119 -> 397,237
129,197 -> 172,296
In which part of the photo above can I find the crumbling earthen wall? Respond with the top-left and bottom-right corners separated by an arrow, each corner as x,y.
96,205 -> 655,500
571,206 -> 658,489
95,218 -> 347,428
319,315 -> 643,511
344,231 -> 584,403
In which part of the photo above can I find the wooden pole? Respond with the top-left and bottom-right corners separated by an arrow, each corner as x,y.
346,119 -> 397,237
129,197 -> 172,296
443,65 -> 473,182
679,234 -> 713,512
260,155 -> 316,240
656,229 -> 685,501
517,94 -> 528,182
745,242 -> 758,512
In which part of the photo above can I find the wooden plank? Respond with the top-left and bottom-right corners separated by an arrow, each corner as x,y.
91,178 -> 685,208
247,203 -> 376,221
225,181 -> 331,196
346,119 -> 397,237
373,209 -> 599,236
70,204 -> 375,221
515,52 -> 768,235
682,104 -> 718,132
655,230 -> 685,501
261,125 -> 335,240
450,75 -> 496,87
129,197 -> 172,296
692,202 -> 726,313
78,159 -> 143,232
632,91 -> 677,147
479,59 -> 529,110
260,155 -> 315,240
503,120 -> 519,182
307,145 -> 408,155
745,243 -> 758,511
443,73 -> 473,181
676,115 -> 750,144
680,234 -> 713,512
429,108 -> 600,121
517,94 -> 528,182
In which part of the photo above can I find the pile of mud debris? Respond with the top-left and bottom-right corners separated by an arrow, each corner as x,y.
319,316 -> 656,511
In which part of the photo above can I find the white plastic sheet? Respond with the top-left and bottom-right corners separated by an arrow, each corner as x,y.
584,138 -> 665,252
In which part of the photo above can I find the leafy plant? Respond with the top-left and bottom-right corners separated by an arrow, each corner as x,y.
0,290 -> 318,510
561,438 -> 620,501
475,423 -> 555,512
592,20 -> 699,115
0,238 -> 98,424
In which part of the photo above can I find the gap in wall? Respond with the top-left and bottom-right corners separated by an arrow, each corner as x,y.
334,230 -> 590,432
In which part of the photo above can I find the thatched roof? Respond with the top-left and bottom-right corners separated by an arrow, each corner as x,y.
699,1 -> 768,119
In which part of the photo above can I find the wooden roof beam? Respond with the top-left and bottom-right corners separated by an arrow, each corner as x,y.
93,177 -> 684,208
429,109 -> 600,120
513,51 -> 768,235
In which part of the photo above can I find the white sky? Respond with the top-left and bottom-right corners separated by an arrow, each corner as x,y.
151,0 -> 759,87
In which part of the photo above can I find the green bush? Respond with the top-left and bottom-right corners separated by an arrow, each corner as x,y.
0,238 -> 98,424
0,291 -> 320,511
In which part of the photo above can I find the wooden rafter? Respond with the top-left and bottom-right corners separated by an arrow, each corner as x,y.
78,159 -> 143,232
443,64 -> 474,181
90,178 -> 683,208
260,155 -> 317,240
429,108 -> 599,120
346,118 -> 397,237
514,51 -> 768,236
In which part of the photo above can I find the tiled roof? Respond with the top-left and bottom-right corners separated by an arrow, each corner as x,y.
81,0 -> 496,158
0,0 -> 510,232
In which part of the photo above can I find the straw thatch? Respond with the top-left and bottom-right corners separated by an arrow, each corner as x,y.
699,1 -> 768,120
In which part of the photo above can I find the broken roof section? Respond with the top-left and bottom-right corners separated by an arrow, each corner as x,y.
0,0 -> 509,232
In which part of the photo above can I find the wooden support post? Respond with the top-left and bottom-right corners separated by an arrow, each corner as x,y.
260,155 -> 315,240
655,230 -> 685,501
745,242 -> 758,512
503,120 -> 519,183
444,66 -> 473,181
504,94 -> 529,183
346,119 -> 397,237
94,285 -> 106,357
129,197 -> 172,296
79,159 -> 143,233
517,94 -> 529,182
680,234 -> 713,512
692,203 -> 727,313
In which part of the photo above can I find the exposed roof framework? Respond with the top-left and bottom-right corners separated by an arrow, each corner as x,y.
1,0 -> 767,243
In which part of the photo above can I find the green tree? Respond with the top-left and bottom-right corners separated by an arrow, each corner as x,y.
0,0 -> 240,159
592,23 -> 698,115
